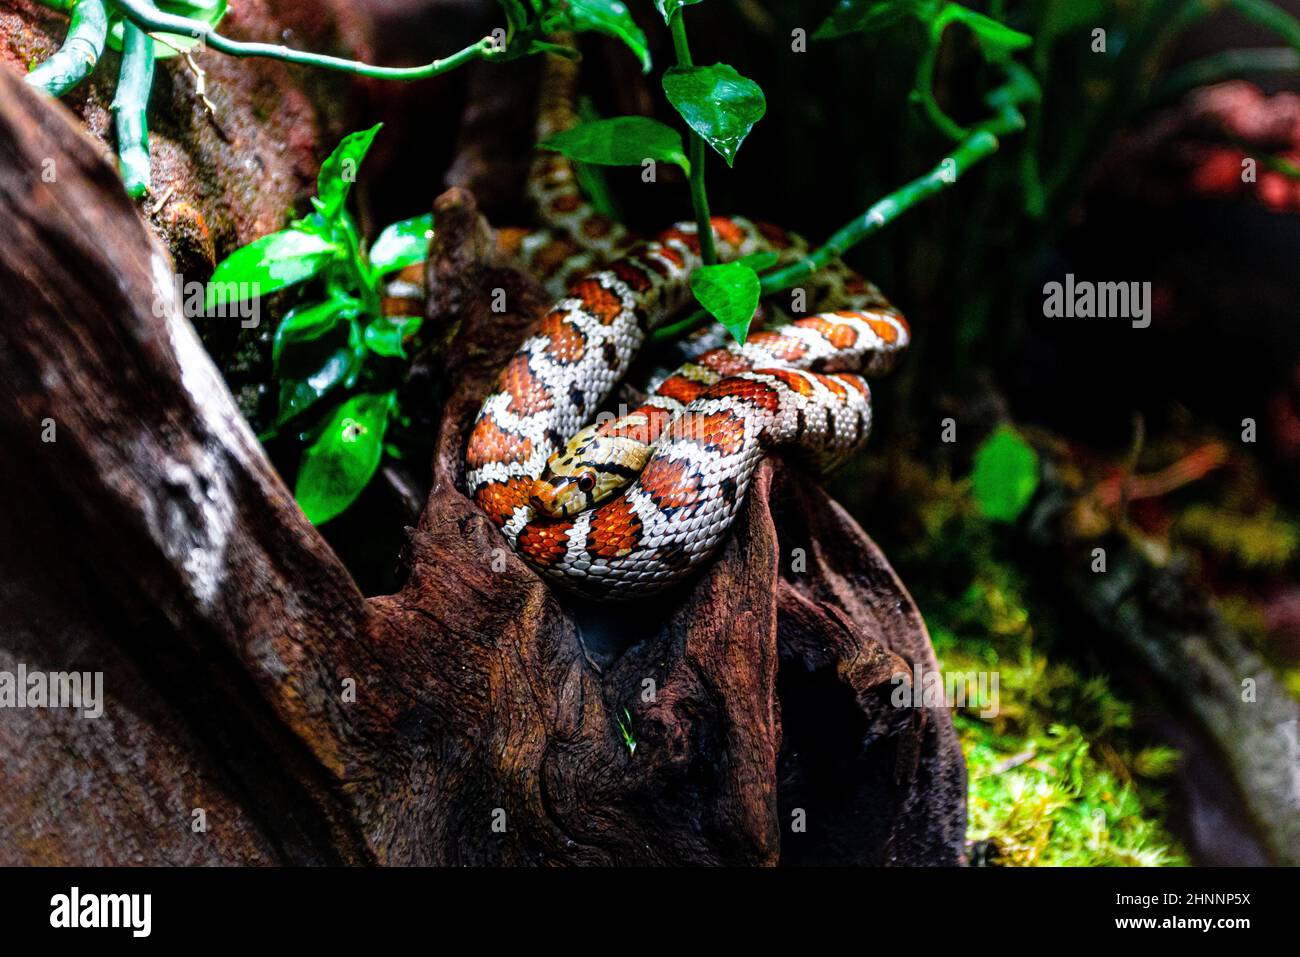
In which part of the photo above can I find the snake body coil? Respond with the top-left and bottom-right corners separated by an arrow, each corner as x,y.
462,55 -> 909,600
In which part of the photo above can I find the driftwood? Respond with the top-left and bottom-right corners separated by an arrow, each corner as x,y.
0,59 -> 965,864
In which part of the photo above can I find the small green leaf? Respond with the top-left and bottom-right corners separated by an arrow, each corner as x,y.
272,298 -> 358,371
276,321 -> 364,426
540,117 -> 689,173
971,425 -> 1040,523
691,260 -> 762,345
363,316 -> 422,358
653,0 -> 703,25
369,213 -> 434,275
813,0 -> 910,39
316,124 -> 382,222
946,5 -> 1032,59
662,64 -> 766,167
295,391 -> 396,525
545,0 -> 651,73
275,345 -> 362,427
108,1 -> 227,59
206,229 -> 338,309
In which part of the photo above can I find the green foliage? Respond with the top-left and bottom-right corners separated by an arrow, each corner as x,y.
962,719 -> 1185,866
207,125 -> 435,524
1176,504 -> 1300,571
876,456 -> 1186,866
273,323 -> 363,428
689,251 -> 777,344
206,230 -> 339,306
554,0 -> 650,72
815,0 -> 1032,139
315,124 -> 381,221
661,63 -> 766,166
817,0 -> 1031,54
295,391 -> 396,525
369,214 -> 435,276
271,298 -> 359,374
496,0 -> 650,70
539,116 -> 690,172
653,0 -> 702,25
970,425 -> 1040,522
946,4 -> 1033,60
364,316 -> 422,359
107,0 -> 227,59
813,0 -> 916,40
615,706 -> 637,755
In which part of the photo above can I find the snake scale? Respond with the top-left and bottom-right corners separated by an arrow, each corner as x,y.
457,54 -> 910,600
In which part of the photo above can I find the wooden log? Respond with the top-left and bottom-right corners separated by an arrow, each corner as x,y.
0,63 -> 965,865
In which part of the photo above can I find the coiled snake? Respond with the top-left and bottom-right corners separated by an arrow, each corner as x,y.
461,56 -> 910,600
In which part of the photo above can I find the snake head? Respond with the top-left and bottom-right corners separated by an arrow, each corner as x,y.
530,423 -> 649,518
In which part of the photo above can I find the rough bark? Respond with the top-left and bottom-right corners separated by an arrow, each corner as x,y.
0,63 -> 966,866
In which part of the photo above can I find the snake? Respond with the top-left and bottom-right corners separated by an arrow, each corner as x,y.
458,54 -> 910,601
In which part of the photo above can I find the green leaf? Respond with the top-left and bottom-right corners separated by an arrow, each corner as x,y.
206,229 -> 338,309
813,0 -> 911,39
316,124 -> 382,223
545,0 -> 651,73
369,213 -> 434,275
363,316 -> 422,358
294,391 -> 396,525
272,298 -> 358,372
662,64 -> 766,167
108,1 -> 227,59
653,0 -> 703,25
275,321 -> 364,426
540,117 -> 689,172
275,346 -> 363,427
946,5 -> 1032,60
690,260 -> 762,345
971,425 -> 1040,523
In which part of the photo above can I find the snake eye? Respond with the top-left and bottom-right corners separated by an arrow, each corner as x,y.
576,473 -> 596,493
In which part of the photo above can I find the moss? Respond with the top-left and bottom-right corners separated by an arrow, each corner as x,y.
1176,503 -> 1299,571
887,457 -> 1187,866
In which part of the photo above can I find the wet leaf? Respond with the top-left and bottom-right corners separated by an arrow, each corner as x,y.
295,391 -> 396,524
662,64 -> 765,166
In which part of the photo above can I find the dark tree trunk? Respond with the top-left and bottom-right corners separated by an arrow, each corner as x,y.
0,60 -> 966,865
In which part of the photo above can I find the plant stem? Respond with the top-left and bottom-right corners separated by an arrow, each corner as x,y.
109,0 -> 497,80
915,7 -> 969,141
649,74 -> 1031,344
112,20 -> 155,199
1227,0 -> 1300,54
668,10 -> 718,266
1154,46 -> 1299,101
24,0 -> 108,98
574,96 -> 621,220
760,131 -> 1002,296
